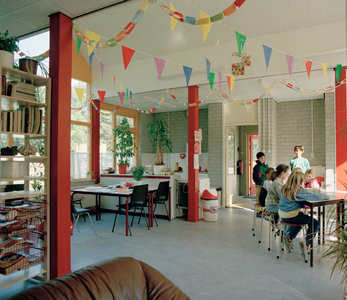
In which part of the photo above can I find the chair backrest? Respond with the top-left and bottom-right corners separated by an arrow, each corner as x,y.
70,196 -> 79,215
130,184 -> 148,208
155,181 -> 170,203
5,184 -> 24,192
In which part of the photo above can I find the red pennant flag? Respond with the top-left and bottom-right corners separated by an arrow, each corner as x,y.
121,45 -> 135,70
305,60 -> 312,79
113,76 -> 116,89
98,90 -> 106,104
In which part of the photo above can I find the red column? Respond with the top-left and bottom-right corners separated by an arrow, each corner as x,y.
335,66 -> 347,191
187,86 -> 199,222
91,100 -> 100,183
49,13 -> 72,278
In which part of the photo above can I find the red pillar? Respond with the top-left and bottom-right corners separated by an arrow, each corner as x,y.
187,86 -> 199,222
335,66 -> 347,190
91,100 -> 100,183
49,12 -> 72,278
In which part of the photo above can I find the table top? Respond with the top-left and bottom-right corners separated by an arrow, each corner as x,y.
303,190 -> 347,207
71,186 -> 158,196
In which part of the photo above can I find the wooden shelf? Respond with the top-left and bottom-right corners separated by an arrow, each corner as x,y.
0,95 -> 47,108
0,132 -> 46,138
0,191 -> 46,201
0,266 -> 46,290
2,66 -> 48,86
0,176 -> 47,181
0,156 -> 47,160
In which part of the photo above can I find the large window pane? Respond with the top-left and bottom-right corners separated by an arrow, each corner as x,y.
100,111 -> 113,171
71,124 -> 89,179
116,115 -> 134,127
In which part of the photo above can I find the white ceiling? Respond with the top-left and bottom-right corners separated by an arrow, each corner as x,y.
1,0 -> 346,112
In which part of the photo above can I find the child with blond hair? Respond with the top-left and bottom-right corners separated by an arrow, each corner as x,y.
304,169 -> 320,189
278,170 -> 329,258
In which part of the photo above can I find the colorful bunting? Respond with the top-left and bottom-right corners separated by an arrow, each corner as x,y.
200,11 -> 212,42
168,89 -> 202,107
100,62 -> 105,79
89,52 -> 95,70
208,72 -> 215,90
262,44 -> 272,70
121,45 -> 136,70
336,64 -> 342,82
235,31 -> 246,57
154,57 -> 166,79
227,75 -> 235,92
120,82 -> 123,92
118,92 -> 125,104
113,76 -> 116,89
183,65 -> 193,86
279,78 -> 347,94
218,70 -> 222,91
77,37 -> 82,55
322,63 -> 328,81
75,88 -> 85,103
85,30 -> 101,57
286,54 -> 294,77
305,60 -> 312,79
170,2 -> 178,31
98,91 -> 106,104
206,58 -> 211,80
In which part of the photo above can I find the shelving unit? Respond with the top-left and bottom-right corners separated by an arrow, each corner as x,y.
0,65 -> 51,290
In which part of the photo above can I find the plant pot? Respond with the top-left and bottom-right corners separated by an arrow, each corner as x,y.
0,50 -> 14,68
118,164 -> 127,174
19,58 -> 38,75
153,164 -> 165,175
133,180 -> 142,186
86,174 -> 92,180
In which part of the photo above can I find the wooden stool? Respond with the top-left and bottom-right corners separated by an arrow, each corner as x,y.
259,211 -> 279,250
277,221 -> 308,263
252,203 -> 265,236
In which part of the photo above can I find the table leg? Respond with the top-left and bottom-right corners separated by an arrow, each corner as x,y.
322,206 -> 325,243
169,190 -> 171,221
95,195 -> 99,221
98,195 -> 101,220
150,193 -> 154,227
310,205 -> 314,267
318,206 -> 321,245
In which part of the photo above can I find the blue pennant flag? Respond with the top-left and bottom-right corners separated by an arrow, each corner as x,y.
89,52 -> 95,70
183,65 -> 193,86
206,58 -> 211,80
262,44 -> 272,70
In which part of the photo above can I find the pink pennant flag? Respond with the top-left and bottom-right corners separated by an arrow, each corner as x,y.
286,54 -> 294,77
98,90 -> 106,104
154,57 -> 166,79
118,92 -> 125,104
305,60 -> 312,79
100,62 -> 105,79
113,76 -> 116,89
121,45 -> 135,70
217,70 -> 222,91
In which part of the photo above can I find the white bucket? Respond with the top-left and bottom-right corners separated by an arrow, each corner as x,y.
202,199 -> 218,221
153,164 -> 165,175
0,50 -> 14,68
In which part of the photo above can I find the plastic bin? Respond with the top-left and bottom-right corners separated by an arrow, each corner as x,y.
201,189 -> 219,221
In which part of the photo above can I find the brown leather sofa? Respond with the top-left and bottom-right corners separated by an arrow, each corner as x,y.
8,257 -> 191,300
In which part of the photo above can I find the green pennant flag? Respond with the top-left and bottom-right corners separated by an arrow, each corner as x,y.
336,64 -> 342,82
235,31 -> 246,57
126,88 -> 128,101
209,72 -> 215,90
77,37 -> 82,55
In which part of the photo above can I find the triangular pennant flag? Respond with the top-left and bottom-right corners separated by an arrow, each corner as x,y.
183,65 -> 193,86
120,82 -> 123,92
218,70 -> 222,91
262,44 -> 272,70
121,45 -> 135,70
286,54 -> 294,77
77,37 -> 82,56
336,64 -> 342,82
170,2 -> 178,31
154,57 -> 166,79
113,76 -> 116,89
118,92 -> 125,104
75,88 -> 85,103
85,30 -> 101,57
322,63 -> 328,81
208,72 -> 215,90
235,31 -> 246,57
98,90 -> 106,104
100,62 -> 105,79
126,88 -> 128,101
227,75 -> 235,93
89,52 -> 95,70
305,60 -> 312,79
200,11 -> 212,43
206,58 -> 211,81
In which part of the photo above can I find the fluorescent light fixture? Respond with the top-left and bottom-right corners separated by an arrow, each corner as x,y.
142,95 -> 177,109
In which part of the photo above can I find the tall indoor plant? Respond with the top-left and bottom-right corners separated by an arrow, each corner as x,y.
0,30 -> 19,68
146,116 -> 173,173
113,118 -> 136,174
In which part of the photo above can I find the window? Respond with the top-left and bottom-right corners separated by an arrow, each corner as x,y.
228,132 -> 235,174
100,110 -> 113,171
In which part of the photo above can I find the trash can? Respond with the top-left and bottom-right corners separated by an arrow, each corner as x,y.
201,189 -> 219,221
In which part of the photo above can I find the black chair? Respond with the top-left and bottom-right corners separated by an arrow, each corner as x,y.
152,181 -> 170,226
71,196 -> 97,236
72,197 -> 85,221
112,184 -> 149,236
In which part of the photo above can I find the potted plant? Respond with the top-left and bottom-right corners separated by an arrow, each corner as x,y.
0,30 -> 19,68
113,118 -> 136,174
131,165 -> 146,185
146,116 -> 173,175
17,56 -> 49,77
86,172 -> 92,180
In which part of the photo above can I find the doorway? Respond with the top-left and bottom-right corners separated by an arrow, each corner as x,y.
247,134 -> 258,195
225,127 -> 236,207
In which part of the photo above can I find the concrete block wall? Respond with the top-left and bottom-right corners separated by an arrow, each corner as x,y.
208,103 -> 223,188
325,92 -> 336,190
276,98 -> 326,168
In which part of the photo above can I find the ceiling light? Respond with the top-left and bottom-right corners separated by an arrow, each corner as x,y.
142,95 -> 177,109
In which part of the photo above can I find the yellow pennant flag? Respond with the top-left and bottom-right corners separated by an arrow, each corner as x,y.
227,75 -> 235,93
199,11 -> 212,43
170,2 -> 178,31
322,63 -> 328,81
85,30 -> 101,57
120,82 -> 123,92
75,88 -> 85,103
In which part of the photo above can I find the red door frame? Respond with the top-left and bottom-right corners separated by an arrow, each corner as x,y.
248,134 -> 258,195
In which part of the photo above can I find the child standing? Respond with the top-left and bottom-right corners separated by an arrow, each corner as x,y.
304,169 -> 320,189
290,144 -> 310,173
252,152 -> 268,214
278,170 -> 329,258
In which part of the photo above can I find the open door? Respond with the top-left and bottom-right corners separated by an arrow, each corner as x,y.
248,134 -> 258,195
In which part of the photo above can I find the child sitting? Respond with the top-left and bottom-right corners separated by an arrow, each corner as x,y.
259,167 -> 274,206
278,170 -> 329,258
304,169 -> 320,189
